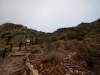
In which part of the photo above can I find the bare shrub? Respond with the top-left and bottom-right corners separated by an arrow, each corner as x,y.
31,48 -> 40,54
64,41 -> 71,50
41,51 -> 62,63
45,41 -> 53,51
76,41 -> 100,67
39,44 -> 44,48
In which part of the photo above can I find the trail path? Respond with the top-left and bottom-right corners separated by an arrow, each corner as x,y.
0,47 -> 26,75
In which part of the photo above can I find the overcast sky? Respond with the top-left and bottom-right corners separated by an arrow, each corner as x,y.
0,0 -> 100,32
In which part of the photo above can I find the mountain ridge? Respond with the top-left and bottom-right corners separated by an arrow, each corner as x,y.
0,18 -> 100,47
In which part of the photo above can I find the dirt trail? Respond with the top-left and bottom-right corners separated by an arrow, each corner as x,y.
0,47 -> 26,75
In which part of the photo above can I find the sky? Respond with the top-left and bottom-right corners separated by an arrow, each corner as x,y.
0,0 -> 100,32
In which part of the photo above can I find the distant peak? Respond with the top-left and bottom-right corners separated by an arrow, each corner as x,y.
0,23 -> 23,30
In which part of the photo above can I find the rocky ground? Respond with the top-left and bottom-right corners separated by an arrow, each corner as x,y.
0,45 -> 100,75
26,45 -> 100,75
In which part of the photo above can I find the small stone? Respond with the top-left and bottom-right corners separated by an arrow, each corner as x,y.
26,58 -> 30,62
31,70 -> 39,75
62,66 -> 66,70
69,68 -> 73,74
65,69 -> 67,71
39,73 -> 42,75
70,70 -> 73,74
28,64 -> 34,70
75,70 -> 79,74
66,74 -> 71,75
39,64 -> 43,67
26,62 -> 30,65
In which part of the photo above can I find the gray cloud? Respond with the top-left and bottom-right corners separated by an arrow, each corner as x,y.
0,0 -> 100,32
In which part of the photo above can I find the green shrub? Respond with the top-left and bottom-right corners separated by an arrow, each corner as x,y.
67,31 -> 86,40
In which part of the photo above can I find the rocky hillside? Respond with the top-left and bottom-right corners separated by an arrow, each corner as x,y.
54,18 -> 100,34
0,18 -> 100,47
0,23 -> 45,48
53,18 -> 100,40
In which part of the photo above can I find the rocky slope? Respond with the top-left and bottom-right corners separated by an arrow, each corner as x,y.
0,18 -> 100,47
0,23 -> 44,47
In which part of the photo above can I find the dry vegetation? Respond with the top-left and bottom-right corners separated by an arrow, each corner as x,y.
31,48 -> 40,54
41,51 -> 62,63
27,38 -> 100,74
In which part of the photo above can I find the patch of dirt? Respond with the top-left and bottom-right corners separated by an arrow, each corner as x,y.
0,47 -> 26,75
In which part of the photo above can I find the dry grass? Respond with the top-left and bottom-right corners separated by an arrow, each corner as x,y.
41,51 -> 62,63
31,48 -> 40,54
76,41 -> 100,67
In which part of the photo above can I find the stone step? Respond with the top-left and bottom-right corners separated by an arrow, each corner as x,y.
30,70 -> 39,75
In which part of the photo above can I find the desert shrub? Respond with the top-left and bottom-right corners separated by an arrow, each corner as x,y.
76,41 -> 100,67
35,37 -> 38,44
67,31 -> 86,40
97,28 -> 100,32
31,49 -> 40,54
39,44 -> 44,48
67,33 -> 78,40
35,38 -> 45,44
51,36 -> 58,42
1,32 -> 11,38
41,51 -> 62,63
59,36 -> 66,40
64,41 -> 71,50
55,41 -> 60,48
30,35 -> 33,38
46,41 -> 53,51
97,19 -> 100,23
